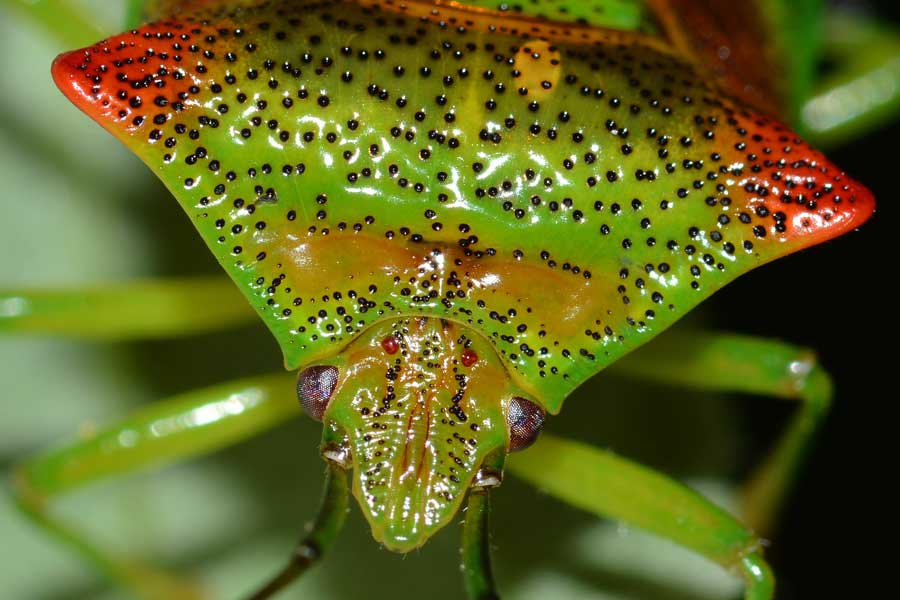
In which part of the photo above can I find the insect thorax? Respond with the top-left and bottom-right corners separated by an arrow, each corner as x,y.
52,0 -> 874,416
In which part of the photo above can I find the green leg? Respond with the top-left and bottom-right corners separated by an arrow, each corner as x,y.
461,489 -> 499,600
0,277 -> 256,339
1,0 -> 106,46
12,372 -> 297,599
608,330 -> 833,536
507,434 -> 774,600
246,461 -> 349,600
802,8 -> 900,146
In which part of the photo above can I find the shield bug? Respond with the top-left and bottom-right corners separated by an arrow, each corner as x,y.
6,1 -> 877,599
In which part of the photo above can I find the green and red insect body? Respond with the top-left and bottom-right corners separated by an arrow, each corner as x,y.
33,0 -> 875,597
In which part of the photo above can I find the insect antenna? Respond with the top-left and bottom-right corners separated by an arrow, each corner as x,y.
246,461 -> 349,600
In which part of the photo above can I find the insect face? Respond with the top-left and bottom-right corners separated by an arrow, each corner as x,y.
307,316 -> 542,551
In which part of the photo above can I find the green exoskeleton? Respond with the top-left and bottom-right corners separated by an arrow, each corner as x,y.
3,0 -> 885,598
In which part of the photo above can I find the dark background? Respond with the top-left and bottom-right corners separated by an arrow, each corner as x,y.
737,123 -> 893,595
709,114 -> 892,597
711,2 -> 898,594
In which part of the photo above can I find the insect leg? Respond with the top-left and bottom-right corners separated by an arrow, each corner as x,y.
507,433 -> 774,600
0,277 -> 256,339
2,0 -> 105,47
245,460 -> 349,600
461,489 -> 499,600
800,8 -> 900,145
11,372 -> 297,599
607,330 -> 832,536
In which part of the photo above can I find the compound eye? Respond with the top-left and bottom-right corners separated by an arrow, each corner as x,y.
297,366 -> 339,421
507,396 -> 545,452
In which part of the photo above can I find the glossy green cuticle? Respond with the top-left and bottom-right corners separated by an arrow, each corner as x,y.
6,0 -> 880,598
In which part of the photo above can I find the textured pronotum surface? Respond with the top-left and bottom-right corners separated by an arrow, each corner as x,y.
53,0 -> 873,413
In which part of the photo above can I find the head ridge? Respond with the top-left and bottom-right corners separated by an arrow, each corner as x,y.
298,316 -> 544,551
